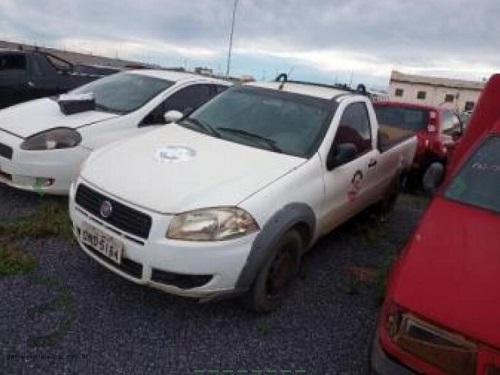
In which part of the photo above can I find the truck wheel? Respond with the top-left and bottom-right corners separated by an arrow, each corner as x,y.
244,230 -> 302,313
422,161 -> 444,194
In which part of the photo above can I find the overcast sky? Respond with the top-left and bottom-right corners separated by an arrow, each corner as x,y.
1,0 -> 499,88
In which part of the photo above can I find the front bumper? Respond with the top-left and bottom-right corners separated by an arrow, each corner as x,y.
0,130 -> 90,195
69,180 -> 256,299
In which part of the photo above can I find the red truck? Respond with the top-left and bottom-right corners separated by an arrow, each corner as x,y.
374,101 -> 463,192
371,74 -> 500,374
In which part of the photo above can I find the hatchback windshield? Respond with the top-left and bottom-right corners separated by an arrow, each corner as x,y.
444,136 -> 500,213
72,72 -> 173,114
374,105 -> 429,130
184,86 -> 335,158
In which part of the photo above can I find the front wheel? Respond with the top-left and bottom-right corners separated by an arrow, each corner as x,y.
244,230 -> 302,313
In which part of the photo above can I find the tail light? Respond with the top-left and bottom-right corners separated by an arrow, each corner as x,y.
427,110 -> 438,133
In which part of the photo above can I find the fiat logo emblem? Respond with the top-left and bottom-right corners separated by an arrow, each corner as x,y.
99,200 -> 113,218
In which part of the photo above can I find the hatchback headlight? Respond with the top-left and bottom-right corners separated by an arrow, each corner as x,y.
386,308 -> 477,375
167,207 -> 259,241
21,128 -> 82,150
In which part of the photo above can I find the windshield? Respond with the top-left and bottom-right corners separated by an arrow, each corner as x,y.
71,72 -> 173,114
184,86 -> 335,158
444,136 -> 500,213
374,104 -> 429,130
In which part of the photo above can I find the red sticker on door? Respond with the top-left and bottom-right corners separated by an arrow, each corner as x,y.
348,170 -> 363,202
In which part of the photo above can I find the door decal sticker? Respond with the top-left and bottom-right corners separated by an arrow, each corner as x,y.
348,170 -> 363,202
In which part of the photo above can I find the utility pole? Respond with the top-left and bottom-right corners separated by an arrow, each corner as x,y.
225,0 -> 239,78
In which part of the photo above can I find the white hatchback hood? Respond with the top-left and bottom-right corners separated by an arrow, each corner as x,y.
81,124 -> 306,214
0,98 -> 119,138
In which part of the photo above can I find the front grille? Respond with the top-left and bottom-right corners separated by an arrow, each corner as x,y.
75,184 -> 152,239
151,269 -> 212,289
0,143 -> 13,159
83,242 -> 143,279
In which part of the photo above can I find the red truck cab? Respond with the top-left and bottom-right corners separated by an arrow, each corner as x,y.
371,74 -> 500,375
374,101 -> 463,191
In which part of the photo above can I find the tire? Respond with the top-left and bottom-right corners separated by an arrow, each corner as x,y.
422,161 -> 444,194
244,230 -> 302,313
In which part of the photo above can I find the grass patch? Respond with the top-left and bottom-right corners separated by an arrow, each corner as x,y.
8,200 -> 73,242
257,320 -> 271,335
398,193 -> 430,211
0,242 -> 37,277
0,200 -> 73,278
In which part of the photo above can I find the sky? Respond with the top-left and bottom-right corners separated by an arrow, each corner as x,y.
1,0 -> 499,90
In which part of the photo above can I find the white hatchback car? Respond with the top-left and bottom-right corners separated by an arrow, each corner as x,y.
0,70 -> 231,194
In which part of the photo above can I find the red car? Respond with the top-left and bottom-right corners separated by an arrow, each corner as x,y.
374,101 -> 463,191
371,74 -> 500,375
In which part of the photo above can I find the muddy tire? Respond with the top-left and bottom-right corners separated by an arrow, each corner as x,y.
244,230 -> 302,313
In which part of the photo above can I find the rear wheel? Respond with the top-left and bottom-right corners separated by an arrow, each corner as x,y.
244,230 -> 302,313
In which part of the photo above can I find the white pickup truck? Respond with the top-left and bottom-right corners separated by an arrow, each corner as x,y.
69,76 -> 417,312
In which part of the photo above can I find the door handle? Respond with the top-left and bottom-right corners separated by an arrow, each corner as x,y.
368,159 -> 377,168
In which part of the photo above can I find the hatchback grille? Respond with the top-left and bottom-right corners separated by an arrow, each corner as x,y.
75,184 -> 152,239
0,143 -> 13,159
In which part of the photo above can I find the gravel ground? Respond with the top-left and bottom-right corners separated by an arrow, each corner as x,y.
0,184 -> 427,375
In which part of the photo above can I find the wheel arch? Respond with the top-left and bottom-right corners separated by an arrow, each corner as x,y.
235,203 -> 316,290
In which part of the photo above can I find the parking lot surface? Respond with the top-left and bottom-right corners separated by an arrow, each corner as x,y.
0,184 -> 427,375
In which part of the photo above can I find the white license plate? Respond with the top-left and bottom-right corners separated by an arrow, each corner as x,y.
81,222 -> 123,264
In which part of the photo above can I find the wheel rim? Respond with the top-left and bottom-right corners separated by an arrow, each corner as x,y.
265,243 -> 296,299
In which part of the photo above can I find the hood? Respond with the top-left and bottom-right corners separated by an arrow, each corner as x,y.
81,124 -> 306,214
0,98 -> 119,138
392,198 -> 500,349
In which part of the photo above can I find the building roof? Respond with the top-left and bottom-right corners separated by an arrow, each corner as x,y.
390,70 -> 486,91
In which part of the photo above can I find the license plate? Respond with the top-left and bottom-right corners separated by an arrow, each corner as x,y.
80,222 -> 123,264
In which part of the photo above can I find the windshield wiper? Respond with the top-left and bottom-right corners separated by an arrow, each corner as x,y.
217,127 -> 283,153
181,118 -> 221,137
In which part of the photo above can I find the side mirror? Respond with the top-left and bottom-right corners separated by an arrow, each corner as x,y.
327,143 -> 358,171
163,110 -> 183,124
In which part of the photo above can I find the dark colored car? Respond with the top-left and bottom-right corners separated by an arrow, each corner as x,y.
371,74 -> 500,375
374,101 -> 463,192
0,49 -> 118,109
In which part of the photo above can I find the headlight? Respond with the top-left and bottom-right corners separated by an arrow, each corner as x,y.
21,128 -> 82,150
167,207 -> 259,241
386,307 -> 477,375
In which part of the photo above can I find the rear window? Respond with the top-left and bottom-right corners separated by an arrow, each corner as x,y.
444,136 -> 500,214
374,105 -> 429,130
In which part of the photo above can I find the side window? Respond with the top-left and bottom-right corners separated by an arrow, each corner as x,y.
141,84 -> 213,126
0,54 -> 27,72
441,110 -> 456,134
333,102 -> 372,156
214,84 -> 229,95
164,84 -> 213,114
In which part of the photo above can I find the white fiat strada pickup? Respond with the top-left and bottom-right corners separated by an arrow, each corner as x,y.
69,75 -> 417,312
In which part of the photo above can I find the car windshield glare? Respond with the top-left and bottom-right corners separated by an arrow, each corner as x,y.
71,72 -> 173,114
444,135 -> 500,213
186,86 -> 335,158
375,105 -> 429,130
